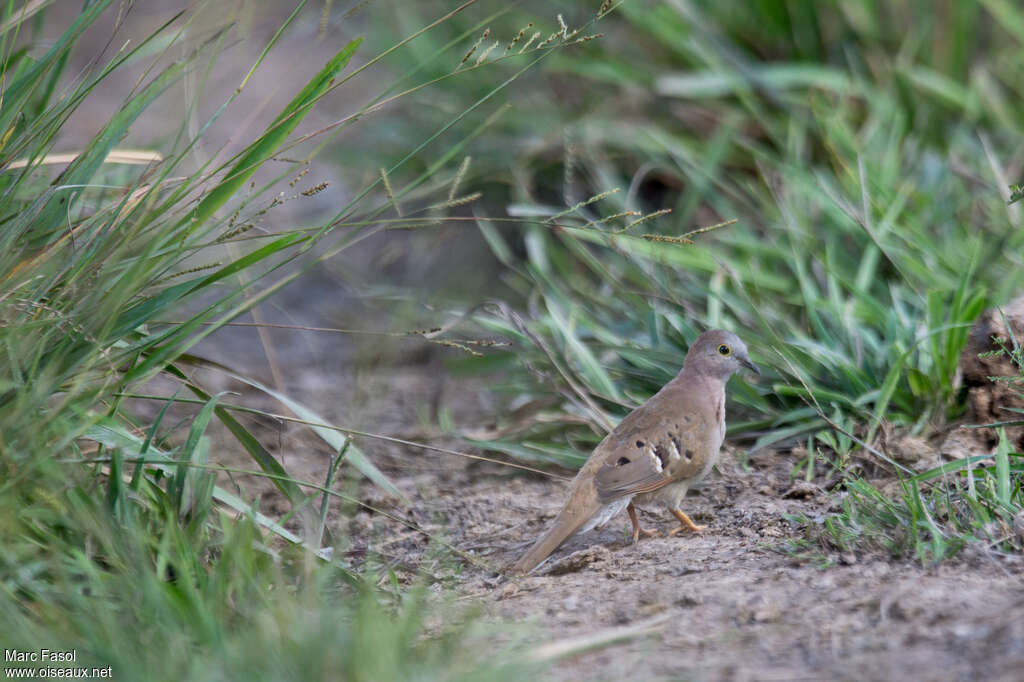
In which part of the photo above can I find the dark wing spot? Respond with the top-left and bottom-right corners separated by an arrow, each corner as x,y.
684,449 -> 694,461
635,440 -> 645,448
670,433 -> 682,450
617,457 -> 630,466
653,444 -> 669,469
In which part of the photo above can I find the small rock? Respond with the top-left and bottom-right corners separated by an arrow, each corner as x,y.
889,435 -> 942,471
782,480 -> 823,499
753,600 -> 781,623
758,524 -> 785,538
867,561 -> 890,578
939,429 -> 992,461
667,563 -> 701,577
497,583 -> 521,600
739,595 -> 781,623
674,591 -> 704,608
816,573 -> 836,590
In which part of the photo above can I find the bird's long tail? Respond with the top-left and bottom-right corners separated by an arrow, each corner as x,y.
509,494 -> 601,575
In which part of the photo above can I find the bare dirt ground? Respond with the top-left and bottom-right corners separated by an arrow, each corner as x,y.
185,349 -> 1024,682
447,463 -> 1024,681
65,4 -> 1024,678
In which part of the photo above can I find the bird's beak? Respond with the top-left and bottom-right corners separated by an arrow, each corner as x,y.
740,357 -> 761,375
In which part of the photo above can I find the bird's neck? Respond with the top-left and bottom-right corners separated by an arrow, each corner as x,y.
674,365 -> 722,391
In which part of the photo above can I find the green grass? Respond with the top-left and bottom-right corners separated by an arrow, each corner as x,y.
0,2 -> 558,678
816,363 -> 1024,561
372,0 -> 1024,560
5,1 -> 1024,677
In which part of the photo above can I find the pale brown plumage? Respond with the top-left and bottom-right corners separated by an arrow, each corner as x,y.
510,329 -> 758,574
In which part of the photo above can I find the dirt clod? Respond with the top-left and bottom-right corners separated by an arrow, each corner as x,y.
781,480 -> 824,499
954,294 -> 1024,451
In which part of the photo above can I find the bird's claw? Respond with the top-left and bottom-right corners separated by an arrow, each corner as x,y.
632,527 -> 661,543
668,523 -> 706,536
670,508 -> 707,534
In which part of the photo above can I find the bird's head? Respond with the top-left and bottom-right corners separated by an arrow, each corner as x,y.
685,329 -> 760,380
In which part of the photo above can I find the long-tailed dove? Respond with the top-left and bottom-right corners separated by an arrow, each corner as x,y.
511,329 -> 758,574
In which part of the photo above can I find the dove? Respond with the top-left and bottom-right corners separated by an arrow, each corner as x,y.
511,329 -> 758,574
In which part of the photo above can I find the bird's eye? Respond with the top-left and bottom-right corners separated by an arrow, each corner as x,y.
717,344 -> 731,356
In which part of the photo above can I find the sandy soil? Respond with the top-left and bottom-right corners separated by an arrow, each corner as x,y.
181,355 -> 1024,682
450,463 -> 1024,681
55,4 -> 1024,678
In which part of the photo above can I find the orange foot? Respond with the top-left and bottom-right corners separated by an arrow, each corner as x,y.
668,508 -> 707,536
627,503 -> 661,543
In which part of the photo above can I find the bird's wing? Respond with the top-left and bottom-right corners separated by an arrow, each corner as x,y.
592,383 -> 717,503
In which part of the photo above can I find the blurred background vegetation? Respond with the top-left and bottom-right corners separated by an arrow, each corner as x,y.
1,0 -> 1022,678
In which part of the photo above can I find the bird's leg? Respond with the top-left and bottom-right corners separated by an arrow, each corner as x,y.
668,508 -> 707,536
627,503 -> 660,543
